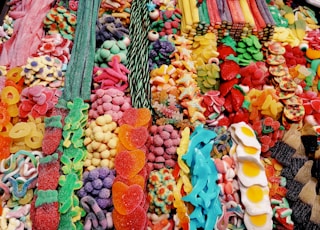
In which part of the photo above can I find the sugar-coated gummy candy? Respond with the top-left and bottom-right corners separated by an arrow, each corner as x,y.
98,167 -> 110,178
84,182 -> 94,193
92,179 -> 103,190
120,108 -> 151,127
103,177 -> 113,189
112,205 -> 147,230
115,150 -> 146,179
118,124 -> 149,150
98,188 -> 111,199
88,170 -> 100,181
112,181 -> 144,215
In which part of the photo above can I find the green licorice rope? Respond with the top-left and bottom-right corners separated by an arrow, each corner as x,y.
62,0 -> 100,102
127,0 -> 152,109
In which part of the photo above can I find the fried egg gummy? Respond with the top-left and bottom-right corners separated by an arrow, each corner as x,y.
229,122 -> 273,230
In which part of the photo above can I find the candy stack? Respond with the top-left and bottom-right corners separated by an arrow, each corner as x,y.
230,122 -> 273,230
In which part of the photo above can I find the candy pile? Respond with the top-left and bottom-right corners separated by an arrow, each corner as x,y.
2,0 -> 320,229
146,124 -> 180,172
84,114 -> 118,170
112,108 -> 151,229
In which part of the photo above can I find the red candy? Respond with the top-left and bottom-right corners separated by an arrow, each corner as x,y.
119,108 -> 151,127
114,150 -> 146,179
112,181 -> 144,215
42,127 -> 62,155
220,60 -> 240,81
118,124 -> 149,150
113,206 -> 147,230
37,160 -> 60,190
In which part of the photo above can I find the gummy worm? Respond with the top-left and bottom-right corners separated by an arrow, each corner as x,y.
80,196 -> 107,229
9,176 -> 36,198
0,181 -> 11,200
6,204 -> 31,218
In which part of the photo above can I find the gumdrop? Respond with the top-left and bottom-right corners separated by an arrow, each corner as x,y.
112,181 -> 144,215
115,150 -> 146,178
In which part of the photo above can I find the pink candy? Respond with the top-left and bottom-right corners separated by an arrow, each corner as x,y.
89,88 -> 131,123
19,85 -> 61,118
146,124 -> 180,172
93,56 -> 129,92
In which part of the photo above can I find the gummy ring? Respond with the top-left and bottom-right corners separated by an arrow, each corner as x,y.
1,86 -> 20,105
7,104 -> 19,117
6,67 -> 23,83
24,130 -> 43,149
9,122 -> 32,139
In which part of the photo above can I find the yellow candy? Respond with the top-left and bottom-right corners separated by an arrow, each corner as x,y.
7,104 -> 19,117
1,86 -> 20,105
24,130 -> 43,149
9,122 -> 31,139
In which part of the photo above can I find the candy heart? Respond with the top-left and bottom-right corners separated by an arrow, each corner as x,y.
112,205 -> 147,230
112,181 -> 144,215
118,124 -> 149,150
115,149 -> 146,179
120,108 -> 151,127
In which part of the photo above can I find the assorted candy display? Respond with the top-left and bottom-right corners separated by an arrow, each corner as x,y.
1,0 -> 320,229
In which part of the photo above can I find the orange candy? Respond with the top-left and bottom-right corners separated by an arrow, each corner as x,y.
114,150 -> 146,179
112,181 -> 144,215
118,124 -> 149,150
120,108 -> 151,127
0,104 -> 10,130
0,135 -> 11,160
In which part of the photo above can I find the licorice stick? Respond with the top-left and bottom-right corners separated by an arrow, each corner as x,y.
80,0 -> 100,101
189,0 -> 199,29
239,0 -> 255,28
247,0 -> 266,32
207,0 -> 221,28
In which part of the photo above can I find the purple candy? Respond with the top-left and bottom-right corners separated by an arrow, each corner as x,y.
92,179 -> 103,190
103,177 -> 113,189
88,169 -> 99,181
96,198 -> 109,209
109,169 -> 116,176
77,187 -> 87,198
98,167 -> 110,179
82,171 -> 89,182
98,188 -> 111,199
84,182 -> 94,193
91,189 -> 100,196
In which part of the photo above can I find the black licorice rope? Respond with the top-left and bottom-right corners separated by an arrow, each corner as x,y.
127,0 -> 152,109
62,0 -> 101,101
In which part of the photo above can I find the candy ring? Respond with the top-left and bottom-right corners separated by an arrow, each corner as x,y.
1,86 -> 20,105
208,57 -> 219,65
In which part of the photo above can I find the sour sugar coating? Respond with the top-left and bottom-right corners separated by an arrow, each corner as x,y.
78,168 -> 116,211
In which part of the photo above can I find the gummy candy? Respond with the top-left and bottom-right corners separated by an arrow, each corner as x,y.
42,127 -> 62,155
113,174 -> 145,189
112,181 -> 144,215
0,104 -> 10,130
0,135 -> 11,160
112,205 -> 147,230
6,67 -> 23,83
1,86 -> 20,105
120,108 -> 151,127
118,124 -> 149,150
114,150 -> 146,179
